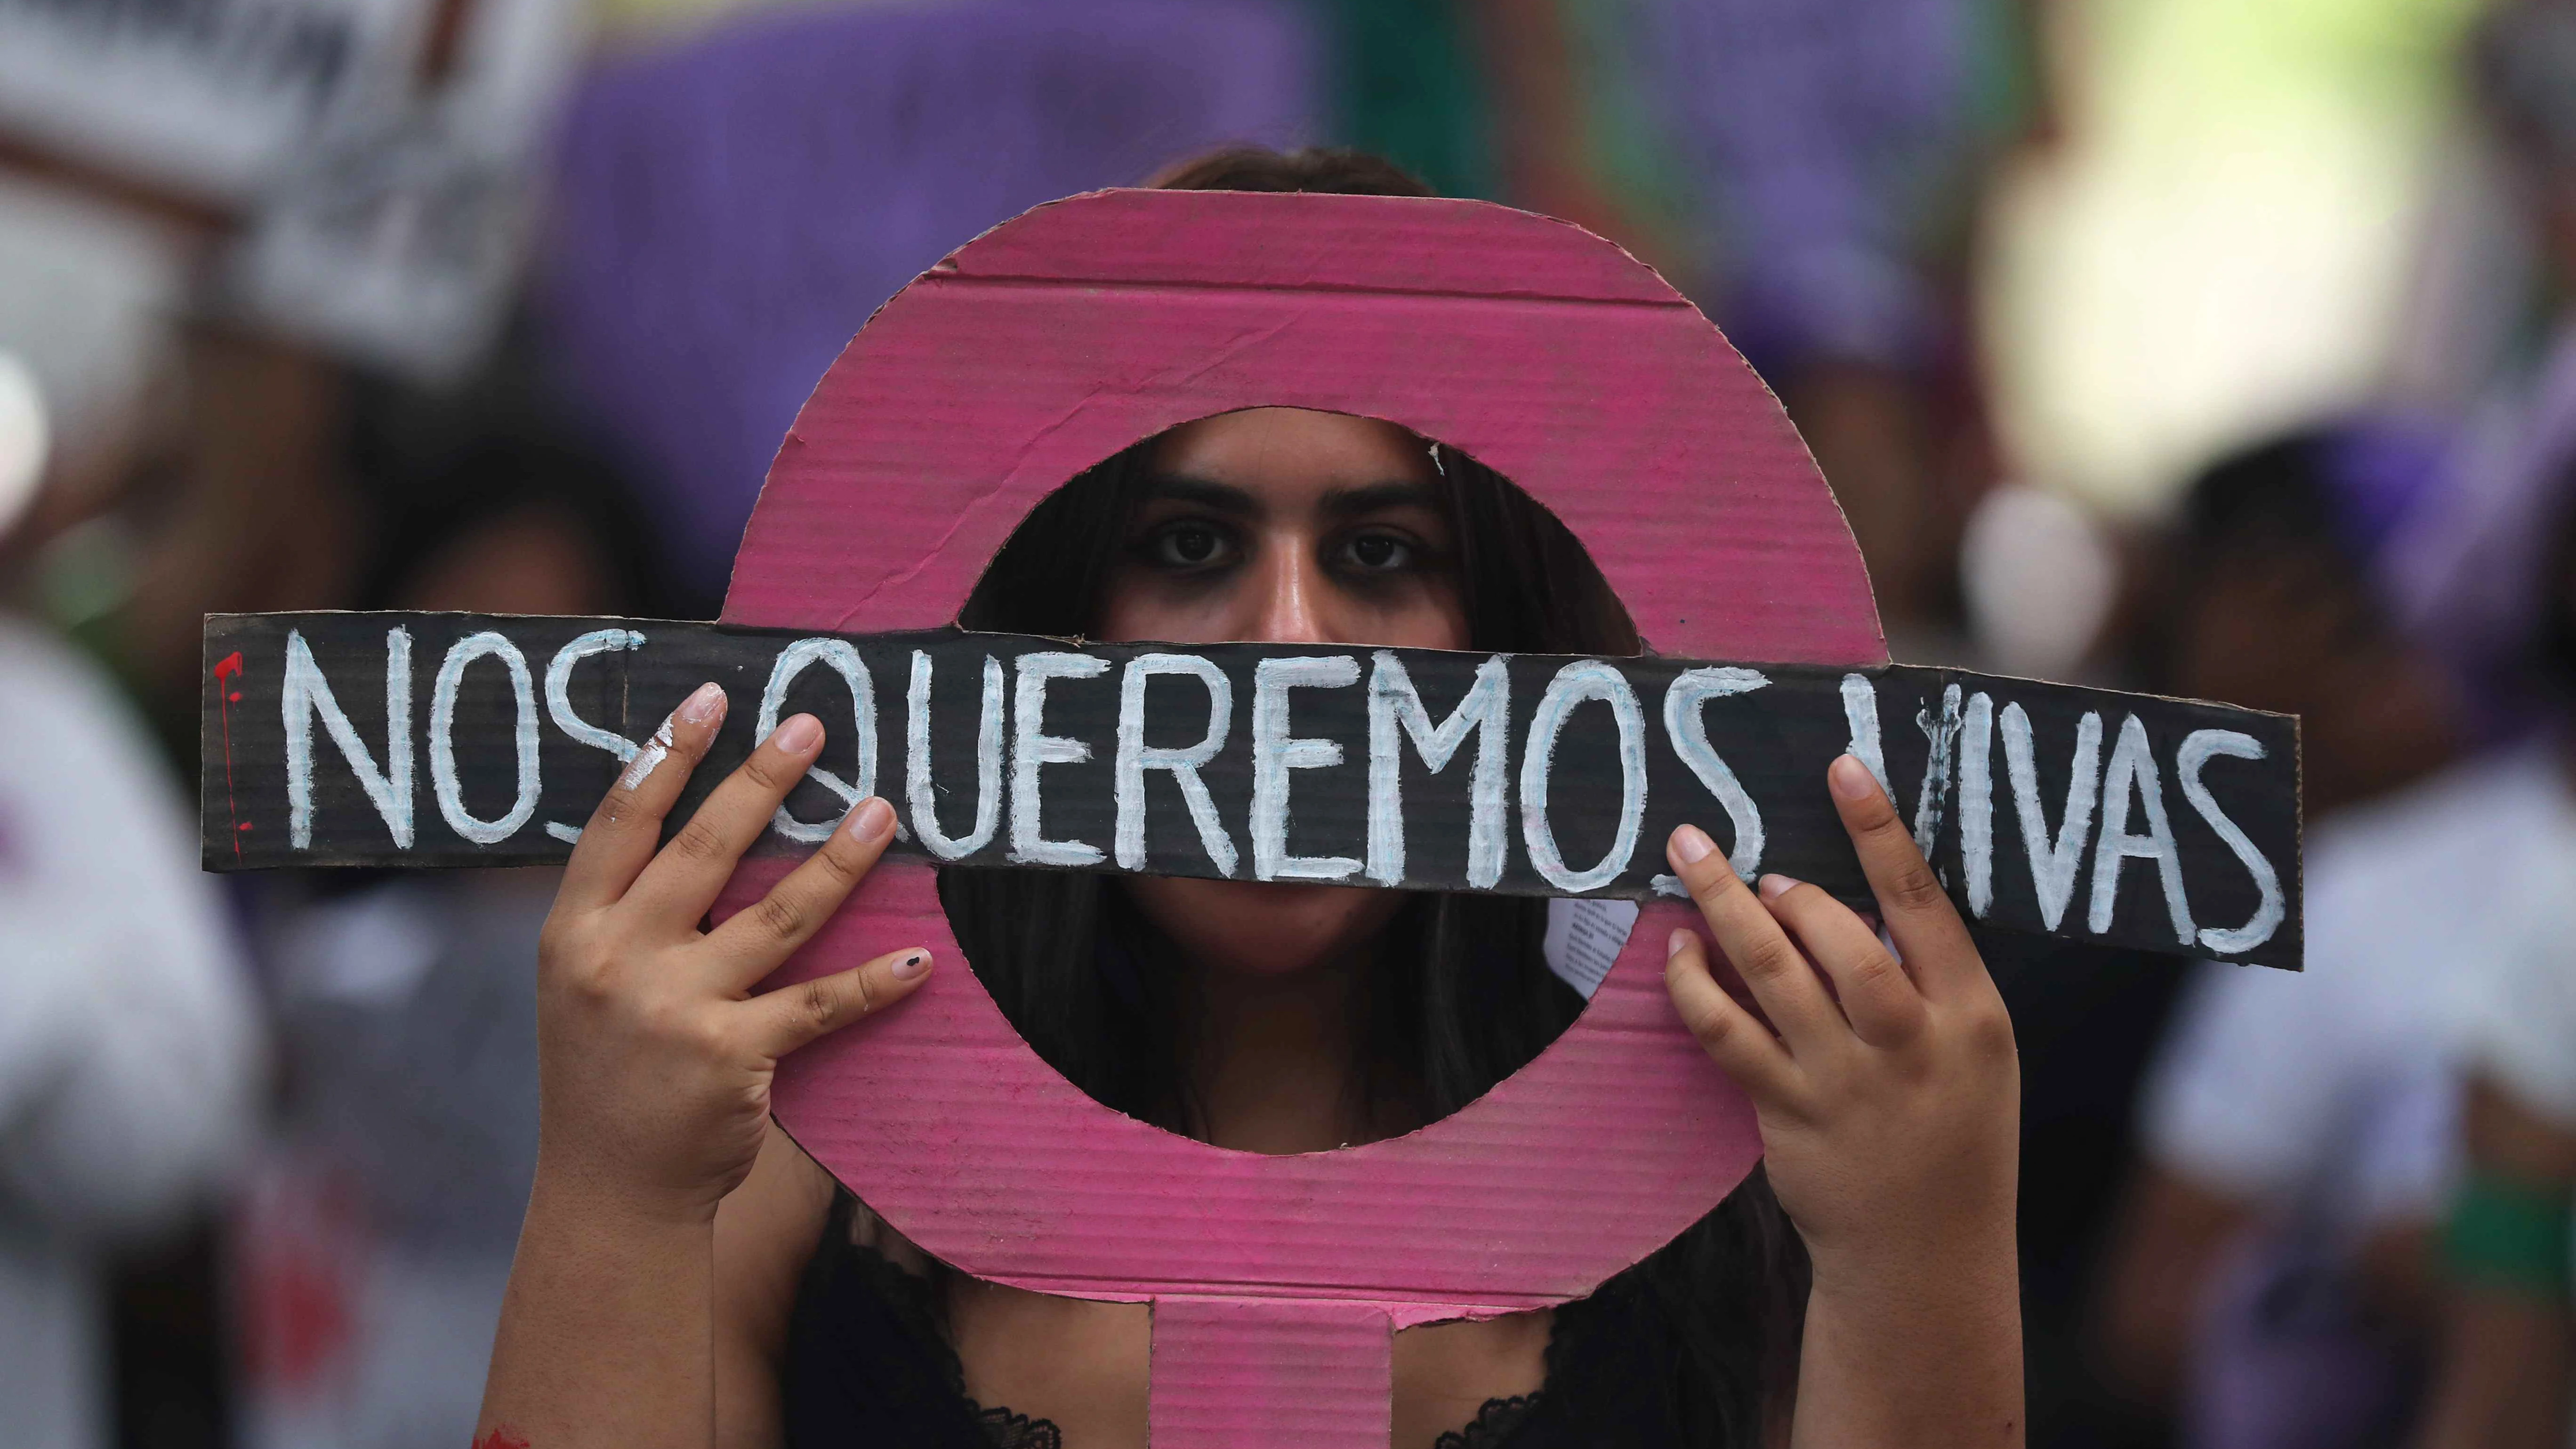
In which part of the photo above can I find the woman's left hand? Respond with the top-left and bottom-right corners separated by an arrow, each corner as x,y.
1664,752 -> 2023,1446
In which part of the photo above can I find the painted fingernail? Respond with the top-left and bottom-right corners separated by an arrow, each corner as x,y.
678,682 -> 726,725
1758,873 -> 1798,902
1829,754 -> 1880,802
845,797 -> 895,844
1667,823 -> 1716,867
1667,928 -> 1693,959
891,950 -> 933,981
773,713 -> 822,754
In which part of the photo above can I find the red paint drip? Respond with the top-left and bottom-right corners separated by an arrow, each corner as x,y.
213,651 -> 245,859
472,1429 -> 531,1449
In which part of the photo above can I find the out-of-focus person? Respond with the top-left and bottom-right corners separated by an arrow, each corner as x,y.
2416,978 -> 2576,1448
231,382 -> 672,1449
0,330 -> 265,1448
2095,422 -> 2482,1449
2421,1062 -> 2566,1444
2097,12 -> 2576,1430
2410,461 -> 2576,1449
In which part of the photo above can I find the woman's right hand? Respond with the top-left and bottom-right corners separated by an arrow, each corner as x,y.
533,682 -> 934,1224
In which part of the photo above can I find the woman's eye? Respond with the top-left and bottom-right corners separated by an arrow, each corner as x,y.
1148,523 -> 1231,568
1341,532 -> 1414,572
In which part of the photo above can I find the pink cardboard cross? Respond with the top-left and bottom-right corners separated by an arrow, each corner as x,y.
718,188 -> 1886,1445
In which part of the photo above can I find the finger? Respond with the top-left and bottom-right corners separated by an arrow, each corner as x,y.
627,713 -> 830,931
558,682 -> 729,913
705,797 -> 900,987
747,945 -> 936,1059
1665,823 -> 1846,1054
1826,754 -> 1985,999
1664,927 -> 1801,1103
1756,874 -> 1928,1048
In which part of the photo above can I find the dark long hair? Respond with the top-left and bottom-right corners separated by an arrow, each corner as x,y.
934,147 -> 1806,1448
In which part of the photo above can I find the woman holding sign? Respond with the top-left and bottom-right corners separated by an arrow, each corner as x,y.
475,152 -> 2023,1449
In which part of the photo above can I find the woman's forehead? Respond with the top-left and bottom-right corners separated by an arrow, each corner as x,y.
1147,408 -> 1440,499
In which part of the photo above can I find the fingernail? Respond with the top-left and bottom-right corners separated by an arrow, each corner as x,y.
1667,823 -> 1716,867
1758,873 -> 1797,902
891,950 -> 932,981
1667,928 -> 1693,959
844,797 -> 895,844
1829,754 -> 1880,802
773,714 -> 822,753
678,682 -> 726,725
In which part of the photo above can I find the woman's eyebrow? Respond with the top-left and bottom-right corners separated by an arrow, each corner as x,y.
1319,480 -> 1442,519
1138,475 -> 1262,517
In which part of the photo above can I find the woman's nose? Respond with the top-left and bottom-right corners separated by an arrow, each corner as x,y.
1245,542 -> 1333,644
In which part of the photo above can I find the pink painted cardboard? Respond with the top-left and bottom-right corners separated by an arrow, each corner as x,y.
715,189 -> 1884,1441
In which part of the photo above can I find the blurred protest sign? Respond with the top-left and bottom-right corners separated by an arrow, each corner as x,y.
0,0 -> 412,202
0,0 -> 578,377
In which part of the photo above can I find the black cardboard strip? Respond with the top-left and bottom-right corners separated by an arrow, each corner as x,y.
201,613 -> 2303,968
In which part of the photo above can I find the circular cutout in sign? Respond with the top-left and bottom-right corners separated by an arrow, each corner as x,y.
717,189 -> 1884,1434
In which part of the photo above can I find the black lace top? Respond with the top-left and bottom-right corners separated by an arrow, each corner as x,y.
780,1190 -> 1697,1448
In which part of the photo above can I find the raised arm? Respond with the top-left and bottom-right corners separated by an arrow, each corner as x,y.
475,687 -> 934,1449
2414,1073 -> 2576,1449
1664,754 -> 2024,1449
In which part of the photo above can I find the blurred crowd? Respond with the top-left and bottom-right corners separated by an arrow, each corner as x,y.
0,0 -> 2571,1447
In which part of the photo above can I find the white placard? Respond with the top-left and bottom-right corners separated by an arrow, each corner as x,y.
1543,896 -> 1641,1001
0,0 -> 579,378
0,0 -> 426,202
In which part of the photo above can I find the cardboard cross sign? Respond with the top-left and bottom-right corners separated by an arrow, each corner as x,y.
197,190 -> 2304,1446
205,614 -> 2299,968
